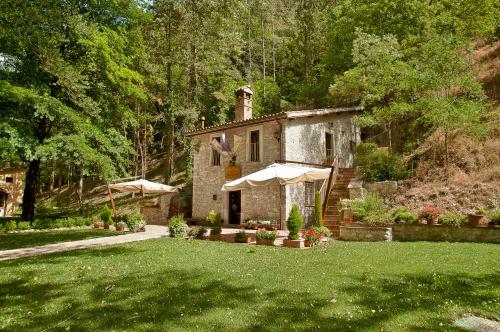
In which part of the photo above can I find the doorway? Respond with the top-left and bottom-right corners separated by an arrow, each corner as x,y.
228,191 -> 241,224
0,192 -> 7,217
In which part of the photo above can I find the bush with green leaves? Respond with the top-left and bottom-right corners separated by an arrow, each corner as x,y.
314,191 -> 323,227
355,143 -> 408,182
487,209 -> 500,225
99,204 -> 113,226
313,226 -> 332,238
439,212 -> 467,227
123,212 -> 144,233
169,214 -> 189,238
342,193 -> 388,225
4,220 -> 17,231
17,221 -> 31,230
391,207 -> 418,224
188,226 -> 207,239
207,210 -> 222,236
256,229 -> 277,241
287,204 -> 303,240
235,231 -> 249,243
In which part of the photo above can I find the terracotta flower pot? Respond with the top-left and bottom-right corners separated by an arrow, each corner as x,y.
256,238 -> 275,246
283,239 -> 304,248
94,223 -> 103,229
116,225 -> 126,232
468,214 -> 487,227
304,240 -> 313,247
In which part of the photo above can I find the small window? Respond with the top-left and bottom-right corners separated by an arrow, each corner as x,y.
5,177 -> 13,183
325,132 -> 333,163
212,137 -> 221,166
305,182 -> 315,206
250,130 -> 260,162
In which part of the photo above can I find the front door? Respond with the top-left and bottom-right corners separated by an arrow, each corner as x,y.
228,191 -> 241,224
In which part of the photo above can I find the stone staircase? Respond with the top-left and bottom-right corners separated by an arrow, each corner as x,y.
324,168 -> 357,238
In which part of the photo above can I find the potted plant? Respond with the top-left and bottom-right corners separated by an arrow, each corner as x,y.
93,216 -> 103,229
301,228 -> 323,247
256,229 -> 277,246
116,221 -> 127,232
100,204 -> 114,230
468,208 -> 487,226
207,210 -> 223,240
418,207 -> 441,225
235,231 -> 252,243
283,204 -> 304,248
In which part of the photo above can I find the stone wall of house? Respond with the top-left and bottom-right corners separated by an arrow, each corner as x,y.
192,121 -> 281,224
392,224 -> 500,243
0,168 -> 25,217
283,113 -> 360,224
339,226 -> 393,241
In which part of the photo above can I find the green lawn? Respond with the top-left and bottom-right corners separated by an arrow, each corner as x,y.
0,240 -> 498,331
0,229 -> 124,251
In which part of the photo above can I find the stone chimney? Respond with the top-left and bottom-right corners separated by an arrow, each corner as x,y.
235,86 -> 253,121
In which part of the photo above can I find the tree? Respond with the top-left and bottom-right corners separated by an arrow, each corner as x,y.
313,191 -> 323,227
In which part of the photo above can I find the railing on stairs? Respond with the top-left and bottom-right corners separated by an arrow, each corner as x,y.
321,156 -> 339,219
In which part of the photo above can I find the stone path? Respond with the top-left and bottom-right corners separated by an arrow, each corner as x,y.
0,225 -> 168,261
453,316 -> 500,332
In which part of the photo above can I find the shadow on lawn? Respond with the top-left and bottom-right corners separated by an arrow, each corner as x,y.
0,263 -> 498,331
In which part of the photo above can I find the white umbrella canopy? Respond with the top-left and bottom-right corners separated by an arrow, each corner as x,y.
222,163 -> 331,191
109,179 -> 178,194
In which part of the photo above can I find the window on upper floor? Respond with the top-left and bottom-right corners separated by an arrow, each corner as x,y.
5,177 -> 13,183
211,137 -> 221,166
325,132 -> 333,164
250,130 -> 260,162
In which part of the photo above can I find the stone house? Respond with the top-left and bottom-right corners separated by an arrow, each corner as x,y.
0,167 -> 25,217
186,87 -> 361,230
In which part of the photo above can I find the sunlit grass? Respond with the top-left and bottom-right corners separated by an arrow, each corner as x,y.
0,239 -> 498,331
0,229 -> 124,251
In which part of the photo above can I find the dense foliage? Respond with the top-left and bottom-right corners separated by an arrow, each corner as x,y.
342,193 -> 388,225
168,214 -> 189,238
0,0 -> 497,220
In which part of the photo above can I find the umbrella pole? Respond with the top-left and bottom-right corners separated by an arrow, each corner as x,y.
107,185 -> 117,217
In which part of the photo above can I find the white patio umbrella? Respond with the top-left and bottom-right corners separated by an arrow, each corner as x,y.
222,163 -> 331,191
107,179 -> 178,216
109,179 -> 178,194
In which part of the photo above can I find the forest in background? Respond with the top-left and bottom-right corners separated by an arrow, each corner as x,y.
0,0 -> 498,220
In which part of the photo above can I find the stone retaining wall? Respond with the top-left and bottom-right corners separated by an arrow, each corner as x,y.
339,226 -> 393,241
392,224 -> 500,243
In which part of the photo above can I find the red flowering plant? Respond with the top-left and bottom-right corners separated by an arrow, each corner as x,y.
300,228 -> 323,246
418,207 -> 441,223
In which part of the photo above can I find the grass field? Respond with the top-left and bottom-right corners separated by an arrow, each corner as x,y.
0,239 -> 498,331
0,229 -> 124,251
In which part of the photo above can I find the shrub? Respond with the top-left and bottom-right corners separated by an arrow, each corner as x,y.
62,217 -> 74,228
301,228 -> 323,246
169,214 -> 189,238
207,210 -> 222,236
124,212 -> 144,232
356,143 -> 408,182
188,226 -> 207,239
116,221 -> 127,229
391,207 -> 418,224
235,231 -> 249,243
418,207 -> 441,222
99,204 -> 113,226
4,220 -> 17,231
287,204 -> 303,240
313,226 -> 332,238
313,191 -> 323,227
17,221 -> 31,230
342,193 -> 388,225
486,209 -> 500,225
256,229 -> 277,240
73,217 -> 87,227
439,212 -> 467,227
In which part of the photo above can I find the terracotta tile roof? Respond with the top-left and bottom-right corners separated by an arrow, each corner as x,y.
185,106 -> 362,137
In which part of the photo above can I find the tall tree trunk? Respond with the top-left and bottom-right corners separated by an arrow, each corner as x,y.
22,159 -> 41,222
260,12 -> 266,79
77,167 -> 84,206
57,163 -> 63,204
49,159 -> 56,193
247,0 -> 253,83
271,9 -> 276,81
